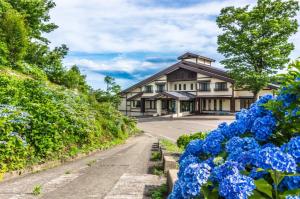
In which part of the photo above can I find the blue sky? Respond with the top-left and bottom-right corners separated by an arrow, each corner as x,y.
48,0 -> 300,90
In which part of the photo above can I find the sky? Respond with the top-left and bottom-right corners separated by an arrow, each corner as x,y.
47,0 -> 300,90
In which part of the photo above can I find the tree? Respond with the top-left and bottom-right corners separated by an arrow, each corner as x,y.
94,76 -> 121,108
6,0 -> 57,43
63,65 -> 89,92
216,0 -> 299,99
0,8 -> 28,67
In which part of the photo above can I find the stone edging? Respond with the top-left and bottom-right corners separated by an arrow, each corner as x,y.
1,148 -> 104,182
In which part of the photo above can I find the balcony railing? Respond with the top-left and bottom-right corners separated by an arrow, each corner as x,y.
144,90 -> 153,93
156,89 -> 165,93
198,89 -> 211,92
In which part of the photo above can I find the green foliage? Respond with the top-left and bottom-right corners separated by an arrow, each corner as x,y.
0,105 -> 31,172
150,165 -> 164,176
160,139 -> 183,153
150,184 -> 168,199
32,185 -> 42,196
63,65 -> 89,93
93,76 -> 121,108
216,0 -> 299,98
6,0 -> 57,43
0,1 -> 88,92
0,7 -> 28,67
265,60 -> 300,144
176,132 -> 207,149
0,0 -> 137,174
151,151 -> 161,161
0,71 -> 137,172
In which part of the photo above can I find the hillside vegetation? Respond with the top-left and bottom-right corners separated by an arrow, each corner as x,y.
0,0 -> 137,174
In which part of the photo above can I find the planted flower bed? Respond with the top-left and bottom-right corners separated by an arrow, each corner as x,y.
169,62 -> 300,199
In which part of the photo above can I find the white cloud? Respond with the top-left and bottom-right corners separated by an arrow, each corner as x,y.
65,57 -> 161,73
48,0 -> 300,89
48,0 -> 254,55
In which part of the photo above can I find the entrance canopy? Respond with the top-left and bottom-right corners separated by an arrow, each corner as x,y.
151,91 -> 195,101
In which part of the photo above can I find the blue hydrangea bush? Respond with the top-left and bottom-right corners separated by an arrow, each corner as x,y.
169,62 -> 300,199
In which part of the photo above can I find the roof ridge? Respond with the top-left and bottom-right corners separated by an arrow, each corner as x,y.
182,61 -> 228,75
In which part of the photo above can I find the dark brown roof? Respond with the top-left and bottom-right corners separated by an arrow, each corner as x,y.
177,52 -> 215,62
127,92 -> 143,101
151,91 -> 196,100
120,61 -> 234,94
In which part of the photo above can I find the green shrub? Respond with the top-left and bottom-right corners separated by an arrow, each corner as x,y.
0,71 -> 137,172
150,184 -> 168,199
160,139 -> 183,153
176,132 -> 207,149
151,151 -> 161,161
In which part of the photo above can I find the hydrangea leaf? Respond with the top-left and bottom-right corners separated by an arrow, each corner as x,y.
254,179 -> 273,198
202,186 -> 219,199
281,189 -> 300,198
270,171 -> 286,186
250,190 -> 272,199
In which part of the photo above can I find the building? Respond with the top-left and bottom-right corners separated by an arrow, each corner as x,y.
119,52 -> 278,117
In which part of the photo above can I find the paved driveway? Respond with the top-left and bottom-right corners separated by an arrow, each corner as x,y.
137,115 -> 235,142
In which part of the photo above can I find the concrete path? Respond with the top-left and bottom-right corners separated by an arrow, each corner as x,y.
104,173 -> 164,199
138,115 -> 234,142
0,134 -> 157,199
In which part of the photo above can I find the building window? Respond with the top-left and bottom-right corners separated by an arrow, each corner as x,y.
240,99 -> 254,109
179,84 -> 182,90
144,85 -> 153,93
180,101 -> 191,112
219,100 -> 223,111
183,84 -> 186,90
215,82 -> 228,91
191,83 -> 194,90
214,99 -> 217,111
133,100 -> 141,108
202,99 -> 206,110
156,84 -> 165,92
174,84 -> 177,90
149,100 -> 156,109
199,82 -> 210,91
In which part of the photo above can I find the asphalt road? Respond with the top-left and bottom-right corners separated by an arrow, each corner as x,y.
138,115 -> 234,142
0,115 -> 234,199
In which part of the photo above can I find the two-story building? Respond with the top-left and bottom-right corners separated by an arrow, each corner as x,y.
119,52 -> 278,117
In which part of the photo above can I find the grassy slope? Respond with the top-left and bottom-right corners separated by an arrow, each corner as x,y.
0,66 -> 137,173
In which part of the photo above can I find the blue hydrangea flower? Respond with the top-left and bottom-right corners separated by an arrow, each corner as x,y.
168,180 -> 184,199
211,161 -> 244,183
277,87 -> 297,108
279,176 -> 300,191
255,147 -> 297,173
203,157 -> 215,169
235,109 -> 256,134
219,174 -> 255,199
251,115 -> 277,141
291,107 -> 300,117
180,163 -> 211,197
222,121 -> 242,139
178,154 -> 201,178
286,195 -> 300,199
185,139 -> 203,156
249,168 -> 268,180
285,136 -> 300,163
202,130 -> 225,156
226,137 -> 259,154
249,95 -> 274,117
227,149 -> 259,167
